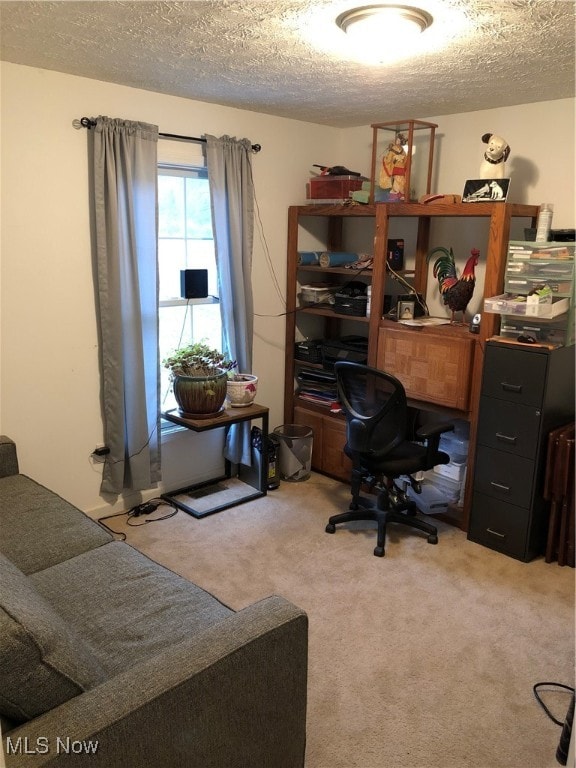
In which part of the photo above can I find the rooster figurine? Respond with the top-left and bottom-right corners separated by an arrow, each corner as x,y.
429,247 -> 480,323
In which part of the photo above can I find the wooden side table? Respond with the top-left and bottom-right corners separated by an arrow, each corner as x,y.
161,403 -> 269,518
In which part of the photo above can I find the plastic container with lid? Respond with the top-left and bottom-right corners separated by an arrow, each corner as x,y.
406,480 -> 450,515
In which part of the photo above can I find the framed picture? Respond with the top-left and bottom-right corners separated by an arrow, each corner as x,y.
463,178 -> 510,203
398,300 -> 415,320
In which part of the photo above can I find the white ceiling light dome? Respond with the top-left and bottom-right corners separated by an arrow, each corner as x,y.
336,4 -> 434,63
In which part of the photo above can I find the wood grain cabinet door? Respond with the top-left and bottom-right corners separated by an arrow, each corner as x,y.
322,417 -> 352,482
294,407 -> 351,482
377,327 -> 475,411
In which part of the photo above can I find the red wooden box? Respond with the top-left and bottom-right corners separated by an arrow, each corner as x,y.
308,175 -> 366,200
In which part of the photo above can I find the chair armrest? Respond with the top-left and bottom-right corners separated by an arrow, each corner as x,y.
0,436 -> 19,478
4,595 -> 308,768
415,422 -> 454,441
415,422 -> 454,464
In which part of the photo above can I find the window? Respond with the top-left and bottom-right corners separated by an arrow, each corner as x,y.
158,163 -> 222,411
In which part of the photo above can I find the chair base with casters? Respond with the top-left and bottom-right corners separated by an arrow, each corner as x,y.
326,470 -> 438,557
325,360 -> 454,557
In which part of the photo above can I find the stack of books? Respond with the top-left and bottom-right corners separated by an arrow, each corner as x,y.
296,369 -> 338,408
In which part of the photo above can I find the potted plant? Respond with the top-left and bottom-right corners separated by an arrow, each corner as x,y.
163,341 -> 236,418
226,372 -> 259,408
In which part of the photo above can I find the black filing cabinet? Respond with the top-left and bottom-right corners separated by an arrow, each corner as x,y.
468,340 -> 575,561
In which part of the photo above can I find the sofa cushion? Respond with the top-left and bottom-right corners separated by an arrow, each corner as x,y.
0,553 -> 105,723
0,474 -> 112,573
0,436 -> 19,478
30,541 -> 235,676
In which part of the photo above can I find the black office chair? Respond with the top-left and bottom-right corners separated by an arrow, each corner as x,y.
326,361 -> 454,557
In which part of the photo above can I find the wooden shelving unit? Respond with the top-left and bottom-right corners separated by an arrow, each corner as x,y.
284,202 -> 539,529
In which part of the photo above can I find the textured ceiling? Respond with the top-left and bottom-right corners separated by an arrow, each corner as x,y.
0,0 -> 574,127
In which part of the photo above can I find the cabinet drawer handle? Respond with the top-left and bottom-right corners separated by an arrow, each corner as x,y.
501,382 -> 522,393
490,481 -> 510,492
487,528 -> 506,539
496,432 -> 517,445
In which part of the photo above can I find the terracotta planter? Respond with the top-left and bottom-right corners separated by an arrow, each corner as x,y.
226,374 -> 258,408
173,369 -> 228,418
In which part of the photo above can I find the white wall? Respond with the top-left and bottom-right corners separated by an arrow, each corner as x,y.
338,99 -> 575,223
0,62 -> 339,514
1,61 -> 574,514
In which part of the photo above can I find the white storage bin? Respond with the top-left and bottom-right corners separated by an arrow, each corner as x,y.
434,459 -> 466,483
422,471 -> 462,502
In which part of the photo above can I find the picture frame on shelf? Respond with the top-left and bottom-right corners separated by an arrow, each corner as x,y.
398,300 -> 415,320
463,178 -> 510,203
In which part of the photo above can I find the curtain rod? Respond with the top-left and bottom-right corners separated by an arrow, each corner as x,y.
73,117 -> 261,153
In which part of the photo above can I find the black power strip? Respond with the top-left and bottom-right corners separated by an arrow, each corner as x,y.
130,502 -> 159,517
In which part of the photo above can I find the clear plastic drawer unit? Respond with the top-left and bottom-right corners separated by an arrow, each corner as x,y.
485,241 -> 574,341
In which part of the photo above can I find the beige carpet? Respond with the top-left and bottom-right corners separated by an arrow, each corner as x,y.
109,473 -> 575,768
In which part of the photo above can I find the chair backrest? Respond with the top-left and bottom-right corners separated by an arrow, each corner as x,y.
334,361 -> 408,458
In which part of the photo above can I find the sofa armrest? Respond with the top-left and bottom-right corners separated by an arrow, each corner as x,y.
4,595 -> 308,768
0,437 -> 19,478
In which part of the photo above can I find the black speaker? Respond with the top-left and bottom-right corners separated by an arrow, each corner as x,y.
180,269 -> 208,299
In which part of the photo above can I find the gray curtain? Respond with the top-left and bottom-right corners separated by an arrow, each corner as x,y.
205,135 -> 255,465
91,116 -> 161,494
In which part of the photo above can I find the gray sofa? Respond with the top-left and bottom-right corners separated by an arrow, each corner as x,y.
0,436 -> 308,767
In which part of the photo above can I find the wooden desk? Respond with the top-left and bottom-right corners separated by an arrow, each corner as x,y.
284,202 -> 540,531
161,403 -> 269,518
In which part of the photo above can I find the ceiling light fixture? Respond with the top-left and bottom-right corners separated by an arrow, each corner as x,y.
336,4 -> 433,63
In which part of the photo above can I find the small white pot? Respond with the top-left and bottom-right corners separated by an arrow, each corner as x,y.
226,374 -> 258,408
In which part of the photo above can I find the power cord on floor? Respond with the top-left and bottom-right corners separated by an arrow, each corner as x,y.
126,498 -> 178,526
533,681 -> 575,766
533,682 -> 575,726
98,498 -> 178,540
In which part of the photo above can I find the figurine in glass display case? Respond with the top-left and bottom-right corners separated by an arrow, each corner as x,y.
379,133 -> 408,201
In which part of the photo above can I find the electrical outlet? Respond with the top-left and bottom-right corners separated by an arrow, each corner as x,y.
91,444 -> 110,462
